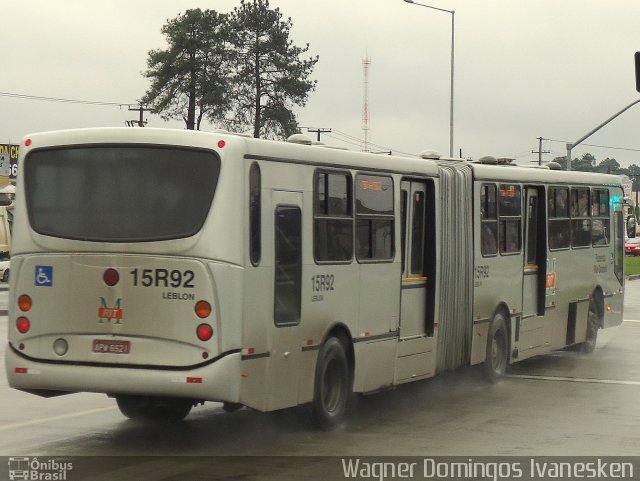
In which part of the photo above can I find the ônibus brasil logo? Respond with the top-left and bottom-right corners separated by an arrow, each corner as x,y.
8,457 -> 73,480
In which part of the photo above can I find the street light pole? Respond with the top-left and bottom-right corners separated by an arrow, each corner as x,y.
403,0 -> 455,157
565,98 -> 640,171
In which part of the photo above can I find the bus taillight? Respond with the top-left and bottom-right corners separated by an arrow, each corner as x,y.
16,317 -> 31,334
103,268 -> 119,286
196,323 -> 214,341
195,300 -> 212,318
18,295 -> 32,312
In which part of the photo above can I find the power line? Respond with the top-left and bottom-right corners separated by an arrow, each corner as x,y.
544,137 -> 640,154
330,129 -> 415,156
0,91 -> 135,108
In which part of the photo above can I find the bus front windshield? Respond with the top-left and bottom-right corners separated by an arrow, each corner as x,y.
25,146 -> 220,242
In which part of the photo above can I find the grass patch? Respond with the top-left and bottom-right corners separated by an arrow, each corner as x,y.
625,255 -> 640,276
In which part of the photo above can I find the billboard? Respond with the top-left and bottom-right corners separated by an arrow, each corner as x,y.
0,143 -> 18,181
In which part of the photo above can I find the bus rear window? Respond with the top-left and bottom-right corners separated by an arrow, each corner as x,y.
25,146 -> 220,242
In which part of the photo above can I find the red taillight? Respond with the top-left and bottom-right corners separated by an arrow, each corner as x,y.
16,317 -> 31,334
18,295 -> 32,312
217,140 -> 226,148
195,300 -> 212,318
25,138 -> 32,147
103,268 -> 119,286
196,323 -> 214,341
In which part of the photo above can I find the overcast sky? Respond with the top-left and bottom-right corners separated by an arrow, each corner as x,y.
3,0 -> 640,166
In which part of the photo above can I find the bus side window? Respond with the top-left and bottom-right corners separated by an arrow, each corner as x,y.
548,187 -> 570,250
410,191 -> 425,274
480,184 -> 498,256
498,184 -> 521,254
355,174 -> 394,261
313,171 -> 353,263
274,206 -> 302,326
592,189 -> 609,247
249,163 -> 261,266
570,188 -> 591,247
615,211 -> 624,283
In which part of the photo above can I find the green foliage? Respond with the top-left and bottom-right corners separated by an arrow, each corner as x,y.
141,1 -> 318,138
625,255 -> 640,276
141,9 -> 230,130
226,0 -> 319,139
554,153 -> 638,180
593,157 -> 620,174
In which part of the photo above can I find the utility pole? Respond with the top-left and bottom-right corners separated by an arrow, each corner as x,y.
531,137 -> 550,166
303,127 -> 332,142
127,105 -> 152,127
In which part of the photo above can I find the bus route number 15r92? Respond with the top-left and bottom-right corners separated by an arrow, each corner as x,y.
130,268 -> 195,288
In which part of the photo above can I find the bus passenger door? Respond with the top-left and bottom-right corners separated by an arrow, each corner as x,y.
397,180 -> 436,381
521,187 -> 546,349
267,191 -> 303,410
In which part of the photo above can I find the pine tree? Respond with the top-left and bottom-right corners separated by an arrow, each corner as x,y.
226,0 -> 318,139
141,9 -> 230,130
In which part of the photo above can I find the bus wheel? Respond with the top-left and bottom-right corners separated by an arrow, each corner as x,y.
483,311 -> 509,383
222,402 -> 243,413
116,395 -> 151,420
312,337 -> 350,430
146,397 -> 193,421
579,295 -> 602,354
116,395 -> 192,421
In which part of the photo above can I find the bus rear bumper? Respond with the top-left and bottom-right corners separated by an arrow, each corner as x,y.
5,346 -> 242,403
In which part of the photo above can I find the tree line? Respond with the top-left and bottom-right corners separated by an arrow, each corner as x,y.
141,0 -> 318,139
552,153 -> 640,188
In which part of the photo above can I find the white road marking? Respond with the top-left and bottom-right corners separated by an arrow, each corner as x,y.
0,406 -> 117,431
508,374 -> 640,386
623,319 -> 640,323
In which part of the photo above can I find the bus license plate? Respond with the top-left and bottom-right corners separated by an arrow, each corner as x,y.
92,340 -> 130,354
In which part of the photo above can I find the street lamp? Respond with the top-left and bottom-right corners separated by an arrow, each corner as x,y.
565,53 -> 640,171
403,0 -> 455,157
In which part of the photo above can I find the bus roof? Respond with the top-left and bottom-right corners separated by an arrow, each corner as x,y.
20,128 -> 622,188
468,162 -> 622,186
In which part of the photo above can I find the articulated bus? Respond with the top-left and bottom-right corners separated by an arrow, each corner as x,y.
5,128 -> 624,429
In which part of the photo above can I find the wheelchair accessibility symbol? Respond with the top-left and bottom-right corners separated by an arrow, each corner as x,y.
35,265 -> 53,287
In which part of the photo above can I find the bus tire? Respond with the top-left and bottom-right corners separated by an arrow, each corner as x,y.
116,395 -> 150,420
146,397 -> 193,421
483,311 -> 509,383
223,402 -> 243,413
116,395 -> 192,421
312,337 -> 351,430
579,293 -> 602,354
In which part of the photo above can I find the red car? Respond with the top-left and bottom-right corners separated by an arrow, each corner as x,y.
625,238 -> 640,256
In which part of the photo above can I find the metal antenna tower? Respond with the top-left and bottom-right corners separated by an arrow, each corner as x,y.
362,54 -> 371,152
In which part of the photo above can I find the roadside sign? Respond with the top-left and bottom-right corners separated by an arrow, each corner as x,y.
0,153 -> 9,177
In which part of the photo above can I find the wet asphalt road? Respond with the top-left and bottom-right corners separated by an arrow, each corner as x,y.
0,282 -> 639,478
